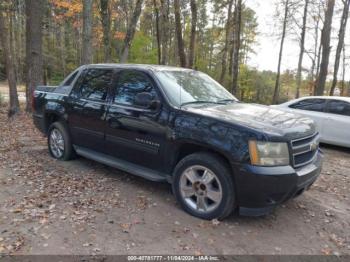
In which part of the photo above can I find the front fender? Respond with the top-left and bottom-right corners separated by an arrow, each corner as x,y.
172,112 -> 260,163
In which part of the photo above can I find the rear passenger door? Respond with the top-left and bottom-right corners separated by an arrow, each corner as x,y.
323,100 -> 350,146
67,68 -> 114,151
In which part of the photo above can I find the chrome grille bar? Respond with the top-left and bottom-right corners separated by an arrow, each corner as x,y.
291,133 -> 319,168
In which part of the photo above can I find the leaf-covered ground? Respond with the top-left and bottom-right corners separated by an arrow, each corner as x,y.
0,107 -> 350,255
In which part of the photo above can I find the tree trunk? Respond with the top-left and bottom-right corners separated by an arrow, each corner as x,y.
174,0 -> 187,67
208,13 -> 216,71
231,0 -> 242,95
59,24 -> 66,76
0,7 -> 20,116
82,0 -> 93,65
295,0 -> 309,98
153,0 -> 161,64
25,0 -> 44,113
120,0 -> 143,63
219,0 -> 234,84
309,5 -> 321,93
160,0 -> 169,65
272,0 -> 289,104
100,0 -> 111,62
330,0 -> 349,96
188,0 -> 197,68
341,45 -> 346,96
315,0 -> 335,96
314,39 -> 322,94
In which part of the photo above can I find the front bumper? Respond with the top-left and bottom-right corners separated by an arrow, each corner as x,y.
234,150 -> 323,216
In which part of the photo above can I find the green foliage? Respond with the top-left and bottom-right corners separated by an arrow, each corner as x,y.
128,32 -> 158,64
236,66 -> 291,105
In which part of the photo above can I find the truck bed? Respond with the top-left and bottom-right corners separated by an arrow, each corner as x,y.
36,85 -> 72,95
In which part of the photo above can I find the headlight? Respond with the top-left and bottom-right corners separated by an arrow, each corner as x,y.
249,141 -> 290,166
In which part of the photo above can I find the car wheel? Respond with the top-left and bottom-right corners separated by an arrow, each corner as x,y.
48,122 -> 75,161
172,152 -> 235,220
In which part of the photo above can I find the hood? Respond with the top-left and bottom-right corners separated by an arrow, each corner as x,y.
185,102 -> 316,140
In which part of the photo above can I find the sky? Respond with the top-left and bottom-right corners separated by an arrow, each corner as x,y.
246,0 -> 350,81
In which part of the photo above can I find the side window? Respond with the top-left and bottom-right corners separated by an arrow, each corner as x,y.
71,69 -> 113,101
327,100 -> 350,116
289,99 -> 326,112
114,70 -> 158,106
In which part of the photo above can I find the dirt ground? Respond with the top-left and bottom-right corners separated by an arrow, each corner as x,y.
0,107 -> 349,256
0,82 -> 26,102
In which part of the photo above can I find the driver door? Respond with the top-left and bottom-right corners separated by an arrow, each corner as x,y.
104,69 -> 168,170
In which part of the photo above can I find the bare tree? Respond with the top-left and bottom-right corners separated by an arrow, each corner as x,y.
330,0 -> 349,96
0,4 -> 20,116
308,1 -> 322,94
153,0 -> 161,64
120,0 -> 144,63
219,0 -> 234,84
231,0 -> 242,95
25,0 -> 44,112
188,0 -> 197,68
100,0 -> 111,62
160,0 -> 169,65
314,2 -> 324,82
315,0 -> 335,96
273,0 -> 289,104
340,45 -> 346,96
82,0 -> 93,65
174,0 -> 187,67
295,0 -> 309,98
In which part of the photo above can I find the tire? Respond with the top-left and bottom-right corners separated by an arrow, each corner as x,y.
172,152 -> 236,220
48,121 -> 75,161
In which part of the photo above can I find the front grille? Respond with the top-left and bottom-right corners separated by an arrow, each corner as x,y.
291,133 -> 319,168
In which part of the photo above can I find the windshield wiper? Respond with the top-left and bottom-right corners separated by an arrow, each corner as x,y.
217,99 -> 238,104
180,100 -> 223,107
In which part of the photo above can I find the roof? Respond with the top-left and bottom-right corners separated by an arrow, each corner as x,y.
299,96 -> 350,102
82,63 -> 193,72
281,96 -> 350,105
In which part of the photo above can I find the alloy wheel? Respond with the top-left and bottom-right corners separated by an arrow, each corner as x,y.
179,165 -> 223,213
49,128 -> 65,158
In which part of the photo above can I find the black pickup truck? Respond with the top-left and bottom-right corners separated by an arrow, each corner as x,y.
32,64 -> 323,220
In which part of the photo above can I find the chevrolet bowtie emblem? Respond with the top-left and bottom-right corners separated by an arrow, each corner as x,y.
310,140 -> 318,151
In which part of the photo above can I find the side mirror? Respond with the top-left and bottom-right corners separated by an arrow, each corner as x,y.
135,92 -> 160,110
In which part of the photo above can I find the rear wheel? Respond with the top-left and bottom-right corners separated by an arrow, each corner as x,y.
48,122 -> 75,161
172,152 -> 235,220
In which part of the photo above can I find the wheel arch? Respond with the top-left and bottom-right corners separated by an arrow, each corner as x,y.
43,111 -> 66,134
171,141 -> 235,178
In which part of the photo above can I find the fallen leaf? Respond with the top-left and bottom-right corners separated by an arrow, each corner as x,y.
211,219 -> 220,226
120,223 -> 131,233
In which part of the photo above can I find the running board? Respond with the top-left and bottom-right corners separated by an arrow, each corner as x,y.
74,146 -> 170,182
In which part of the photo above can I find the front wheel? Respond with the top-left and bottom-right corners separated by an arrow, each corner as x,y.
172,152 -> 236,220
48,122 -> 75,161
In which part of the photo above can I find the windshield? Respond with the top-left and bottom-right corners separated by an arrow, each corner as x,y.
155,70 -> 238,107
